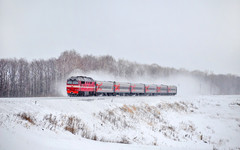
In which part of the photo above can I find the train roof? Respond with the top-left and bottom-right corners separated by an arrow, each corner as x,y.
68,76 -> 94,82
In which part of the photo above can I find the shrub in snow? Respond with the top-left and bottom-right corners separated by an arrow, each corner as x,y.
64,116 -> 81,134
17,112 -> 35,125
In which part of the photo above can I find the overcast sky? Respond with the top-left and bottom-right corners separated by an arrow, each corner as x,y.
0,0 -> 240,75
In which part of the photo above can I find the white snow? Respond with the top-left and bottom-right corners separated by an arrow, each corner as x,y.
0,95 -> 240,150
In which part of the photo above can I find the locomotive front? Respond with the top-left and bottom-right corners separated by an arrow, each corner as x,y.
66,76 -> 95,96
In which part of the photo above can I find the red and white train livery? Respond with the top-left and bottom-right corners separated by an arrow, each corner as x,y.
66,76 -> 177,97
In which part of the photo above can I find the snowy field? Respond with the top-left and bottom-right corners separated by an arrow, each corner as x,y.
0,95 -> 240,150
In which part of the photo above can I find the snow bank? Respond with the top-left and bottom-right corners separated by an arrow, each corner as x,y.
0,95 -> 239,150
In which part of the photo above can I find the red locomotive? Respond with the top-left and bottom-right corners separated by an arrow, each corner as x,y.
66,76 -> 95,96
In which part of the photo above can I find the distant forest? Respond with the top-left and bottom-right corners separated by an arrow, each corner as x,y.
0,50 -> 240,97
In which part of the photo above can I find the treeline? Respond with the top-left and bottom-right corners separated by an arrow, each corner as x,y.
0,50 -> 240,97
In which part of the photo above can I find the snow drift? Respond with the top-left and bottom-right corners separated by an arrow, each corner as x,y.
0,95 -> 240,150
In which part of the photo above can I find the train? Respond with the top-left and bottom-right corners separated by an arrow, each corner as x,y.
66,76 -> 177,97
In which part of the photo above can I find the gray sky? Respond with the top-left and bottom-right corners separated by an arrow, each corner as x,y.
0,0 -> 240,75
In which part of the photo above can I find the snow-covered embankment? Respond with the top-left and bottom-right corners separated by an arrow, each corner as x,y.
0,96 -> 240,150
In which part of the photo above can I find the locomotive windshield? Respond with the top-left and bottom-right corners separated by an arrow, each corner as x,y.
67,80 -> 79,85
67,80 -> 72,84
72,80 -> 78,85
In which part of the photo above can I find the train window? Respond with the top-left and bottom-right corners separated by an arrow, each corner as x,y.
121,87 -> 130,89
81,81 -> 85,84
101,86 -> 111,89
67,80 -> 72,84
73,81 -> 78,85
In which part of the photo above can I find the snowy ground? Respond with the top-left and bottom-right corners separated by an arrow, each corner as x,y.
0,95 -> 240,150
